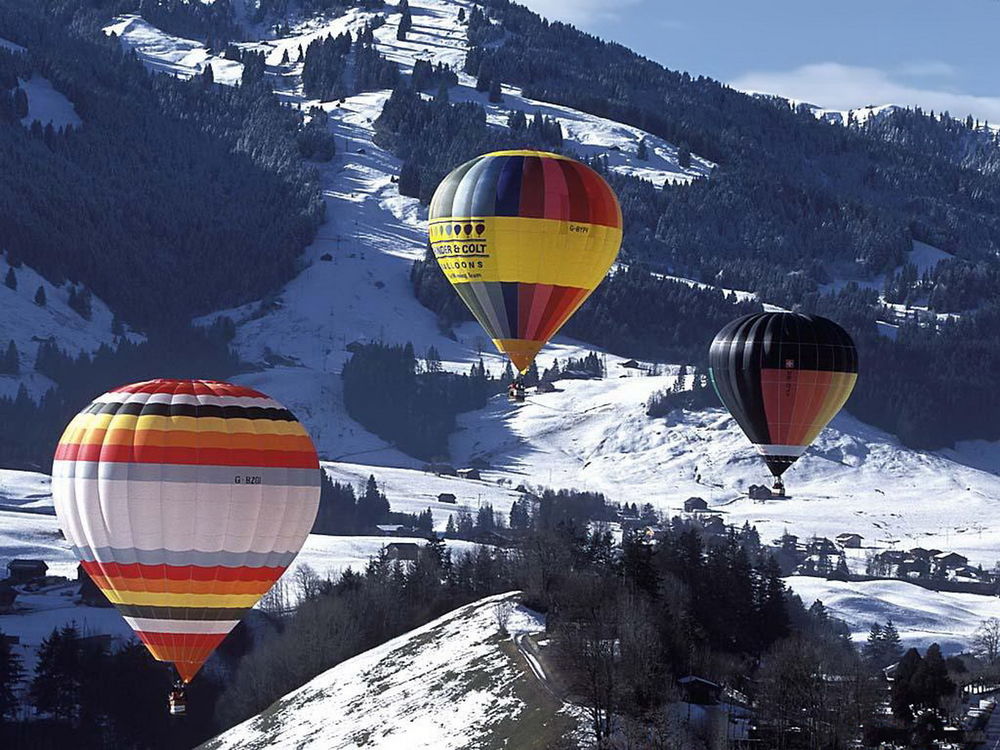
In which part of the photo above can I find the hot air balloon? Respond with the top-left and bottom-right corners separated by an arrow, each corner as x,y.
51,379 -> 320,694
428,150 -> 622,385
708,312 -> 858,494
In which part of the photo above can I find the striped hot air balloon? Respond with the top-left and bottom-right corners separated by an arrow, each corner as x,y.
429,150 -> 622,373
708,312 -> 858,485
51,379 -> 320,683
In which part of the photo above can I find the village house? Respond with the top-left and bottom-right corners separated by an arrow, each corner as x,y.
456,468 -> 481,480
683,497 -> 708,513
806,537 -> 840,556
375,524 -> 409,537
437,493 -> 457,504
6,559 -> 48,585
835,533 -> 864,549
933,551 -> 969,571
474,530 -> 516,548
699,515 -> 727,537
0,585 -> 16,613
747,484 -> 773,501
385,542 -> 421,562
77,564 -> 112,608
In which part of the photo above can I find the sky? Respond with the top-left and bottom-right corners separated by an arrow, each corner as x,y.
525,0 -> 1000,123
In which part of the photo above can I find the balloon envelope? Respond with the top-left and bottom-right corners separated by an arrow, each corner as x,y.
429,150 -> 622,373
708,312 -> 858,478
52,379 -> 320,682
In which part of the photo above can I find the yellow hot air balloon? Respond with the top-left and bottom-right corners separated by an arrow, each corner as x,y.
429,150 -> 623,373
51,379 -> 320,684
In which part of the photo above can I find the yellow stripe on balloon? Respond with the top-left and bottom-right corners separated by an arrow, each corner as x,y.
100,588 -> 263,608
430,216 -> 622,289
60,413 -> 309,438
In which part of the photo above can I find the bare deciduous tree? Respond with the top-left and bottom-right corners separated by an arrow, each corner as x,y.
973,618 -> 1000,665
494,599 -> 514,636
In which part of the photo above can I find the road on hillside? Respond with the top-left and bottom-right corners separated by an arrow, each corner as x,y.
515,633 -> 562,701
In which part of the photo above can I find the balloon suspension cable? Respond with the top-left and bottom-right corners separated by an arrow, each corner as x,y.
168,667 -> 188,718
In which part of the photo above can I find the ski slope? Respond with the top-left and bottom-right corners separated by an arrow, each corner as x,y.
452,375 -> 1000,570
323,460 -> 523,530
784,576 -> 1000,653
204,592 -> 582,750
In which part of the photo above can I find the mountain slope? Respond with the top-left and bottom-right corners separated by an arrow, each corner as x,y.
202,592 -> 581,750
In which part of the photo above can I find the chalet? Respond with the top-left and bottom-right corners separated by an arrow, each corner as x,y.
699,515 -> 727,537
747,484 -> 773,501
77,564 -> 111,608
952,565 -> 988,582
836,533 -> 864,549
319,253 -> 332,261
934,551 -> 969,571
908,547 -> 941,561
876,549 -> 908,566
6,559 -> 48,584
678,676 -> 722,706
437,493 -> 457,504
619,359 -> 641,370
806,537 -> 839,556
426,463 -> 458,477
0,586 -> 16,613
457,468 -> 481,481
897,557 -> 930,579
684,497 -> 708,513
375,524 -> 407,537
474,530 -> 516,548
385,542 -> 420,562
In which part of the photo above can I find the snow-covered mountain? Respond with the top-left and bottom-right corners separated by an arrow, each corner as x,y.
5,0 -> 1000,658
202,592 -> 584,750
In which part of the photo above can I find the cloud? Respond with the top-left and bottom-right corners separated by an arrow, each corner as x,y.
523,0 -> 643,25
895,61 -> 957,78
731,62 -> 1000,123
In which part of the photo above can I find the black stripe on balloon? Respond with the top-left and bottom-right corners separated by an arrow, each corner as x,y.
85,401 -> 298,421
500,282 -> 521,341
494,156 -> 524,217
116,604 -> 252,620
709,316 -> 771,446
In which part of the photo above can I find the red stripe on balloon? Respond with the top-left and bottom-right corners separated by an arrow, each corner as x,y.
81,561 -> 286,583
518,155 -> 546,219
110,381 -> 268,398
53,442 -> 318,467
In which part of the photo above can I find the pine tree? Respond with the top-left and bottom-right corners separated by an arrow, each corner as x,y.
863,622 -> 884,665
3,267 -> 15,291
13,87 -> 27,119
281,48 -> 289,64
636,138 -> 648,160
201,63 -> 214,86
1,340 -> 19,375
397,5 -> 412,40
677,144 -> 692,169
34,285 -> 45,306
445,514 -> 456,537
0,627 -> 23,721
488,78 -> 502,103
31,625 -> 82,722
882,619 -> 903,663
458,7 -> 465,22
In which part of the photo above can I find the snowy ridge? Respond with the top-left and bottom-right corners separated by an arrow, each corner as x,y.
784,576 -> 1000,653
203,592 -> 580,750
0,254 -> 142,400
